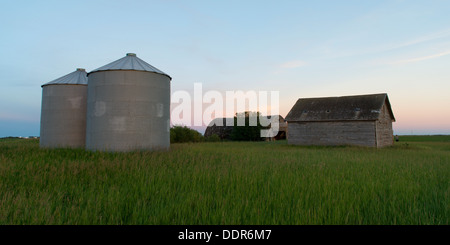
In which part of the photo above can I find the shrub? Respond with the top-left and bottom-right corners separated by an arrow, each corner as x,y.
205,134 -> 221,142
170,126 -> 204,143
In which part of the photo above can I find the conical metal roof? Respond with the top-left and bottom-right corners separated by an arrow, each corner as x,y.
41,68 -> 88,87
88,53 -> 171,80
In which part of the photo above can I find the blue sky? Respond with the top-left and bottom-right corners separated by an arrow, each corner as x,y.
1,0 -> 450,136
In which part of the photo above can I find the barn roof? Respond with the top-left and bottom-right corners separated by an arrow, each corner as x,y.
207,115 -> 286,127
207,117 -> 235,127
285,93 -> 395,122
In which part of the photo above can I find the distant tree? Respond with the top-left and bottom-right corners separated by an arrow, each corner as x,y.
170,126 -> 204,143
230,111 -> 268,141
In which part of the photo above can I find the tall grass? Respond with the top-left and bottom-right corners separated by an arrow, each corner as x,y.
0,137 -> 448,224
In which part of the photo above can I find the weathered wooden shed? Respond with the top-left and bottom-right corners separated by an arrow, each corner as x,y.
285,93 -> 395,147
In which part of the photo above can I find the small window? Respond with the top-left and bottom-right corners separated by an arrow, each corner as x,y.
355,108 -> 361,111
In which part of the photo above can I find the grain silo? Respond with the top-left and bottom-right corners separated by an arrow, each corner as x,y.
40,68 -> 88,148
86,53 -> 171,152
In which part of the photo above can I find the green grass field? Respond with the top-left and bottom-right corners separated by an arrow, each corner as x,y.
0,136 -> 448,225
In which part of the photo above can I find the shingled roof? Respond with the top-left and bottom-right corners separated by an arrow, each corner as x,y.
285,93 -> 395,122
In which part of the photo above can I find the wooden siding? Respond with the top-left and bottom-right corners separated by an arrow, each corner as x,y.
375,101 -> 394,147
287,121 -> 376,147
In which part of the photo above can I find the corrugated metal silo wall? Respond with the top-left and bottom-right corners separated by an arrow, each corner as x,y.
86,70 -> 170,152
40,85 -> 88,148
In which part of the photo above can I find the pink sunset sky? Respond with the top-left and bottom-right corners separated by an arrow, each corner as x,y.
0,1 -> 449,136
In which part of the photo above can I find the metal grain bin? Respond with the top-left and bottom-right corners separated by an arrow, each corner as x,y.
86,53 -> 171,152
40,68 -> 88,148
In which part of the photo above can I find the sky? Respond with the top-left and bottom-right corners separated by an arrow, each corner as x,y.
0,0 -> 449,136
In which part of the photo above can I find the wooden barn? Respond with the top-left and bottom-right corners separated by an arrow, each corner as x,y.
285,93 -> 395,147
204,118 -> 234,140
204,115 -> 288,140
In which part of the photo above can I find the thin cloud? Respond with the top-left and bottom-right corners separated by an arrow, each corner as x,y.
390,50 -> 450,65
280,60 -> 307,69
386,29 -> 450,52
316,28 -> 450,60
